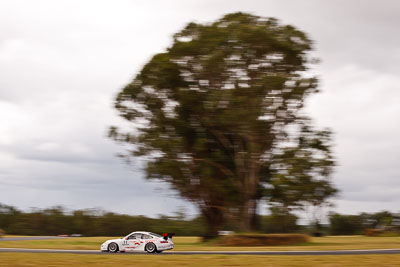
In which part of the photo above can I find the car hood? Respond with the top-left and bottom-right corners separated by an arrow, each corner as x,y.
104,238 -> 122,244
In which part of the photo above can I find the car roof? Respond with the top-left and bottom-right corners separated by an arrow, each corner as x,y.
128,231 -> 151,235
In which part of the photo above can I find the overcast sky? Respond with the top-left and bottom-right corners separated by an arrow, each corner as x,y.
0,0 -> 399,219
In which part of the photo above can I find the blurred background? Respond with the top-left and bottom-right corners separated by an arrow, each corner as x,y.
0,0 -> 399,238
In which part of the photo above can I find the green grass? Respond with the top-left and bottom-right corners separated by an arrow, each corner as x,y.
0,235 -> 399,251
1,253 -> 400,267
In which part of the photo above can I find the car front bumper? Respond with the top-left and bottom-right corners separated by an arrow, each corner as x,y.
100,243 -> 108,251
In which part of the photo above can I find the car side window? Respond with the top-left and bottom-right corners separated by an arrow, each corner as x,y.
128,233 -> 142,239
134,233 -> 143,239
127,234 -> 136,239
142,234 -> 152,239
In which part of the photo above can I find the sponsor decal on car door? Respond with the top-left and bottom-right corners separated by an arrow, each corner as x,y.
122,233 -> 144,251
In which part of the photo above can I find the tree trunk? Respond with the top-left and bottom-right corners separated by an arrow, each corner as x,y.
237,136 -> 261,232
202,207 -> 224,241
239,198 -> 257,232
250,201 -> 260,231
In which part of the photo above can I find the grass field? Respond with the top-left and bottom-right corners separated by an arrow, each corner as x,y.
1,253 -> 400,267
1,236 -> 400,266
1,235 -> 400,251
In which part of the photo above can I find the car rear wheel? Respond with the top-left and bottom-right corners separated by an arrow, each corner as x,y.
108,242 -> 119,253
145,242 -> 156,253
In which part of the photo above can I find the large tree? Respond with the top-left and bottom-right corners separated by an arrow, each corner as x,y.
110,12 -> 336,236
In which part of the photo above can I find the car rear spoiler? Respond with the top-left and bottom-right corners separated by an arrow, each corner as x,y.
162,233 -> 175,240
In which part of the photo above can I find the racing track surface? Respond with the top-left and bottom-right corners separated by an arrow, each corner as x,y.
1,237 -> 400,255
1,248 -> 400,255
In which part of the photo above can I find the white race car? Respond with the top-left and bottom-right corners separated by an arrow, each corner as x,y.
100,231 -> 174,253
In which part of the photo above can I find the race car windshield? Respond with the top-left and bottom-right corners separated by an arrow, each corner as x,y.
149,232 -> 162,238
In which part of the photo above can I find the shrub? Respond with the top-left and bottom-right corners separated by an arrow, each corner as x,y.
329,213 -> 363,235
364,228 -> 379,236
260,213 -> 299,233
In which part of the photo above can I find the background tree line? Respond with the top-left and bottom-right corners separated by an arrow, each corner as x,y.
1,203 -> 398,236
0,204 -> 203,236
329,211 -> 400,235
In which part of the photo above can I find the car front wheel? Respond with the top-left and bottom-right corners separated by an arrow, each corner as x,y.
145,242 -> 156,253
108,242 -> 119,253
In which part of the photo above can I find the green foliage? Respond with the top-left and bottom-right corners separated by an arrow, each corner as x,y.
269,121 -> 336,208
329,213 -> 363,235
260,210 -> 300,233
268,120 -> 337,229
110,12 -> 336,236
